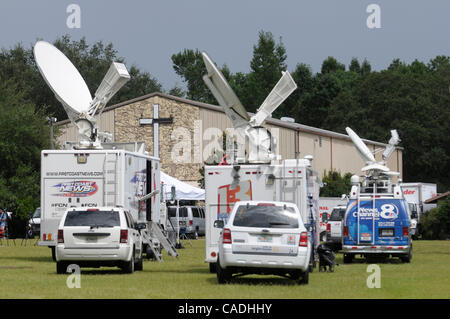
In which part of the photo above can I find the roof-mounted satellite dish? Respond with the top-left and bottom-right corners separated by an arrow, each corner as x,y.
345,127 -> 401,179
202,52 -> 297,163
34,41 -> 130,149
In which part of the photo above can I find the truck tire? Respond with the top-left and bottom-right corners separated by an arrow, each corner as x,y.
51,246 -> 56,262
209,262 -> 217,273
135,250 -> 143,271
343,253 -> 354,264
56,261 -> 67,274
400,245 -> 412,263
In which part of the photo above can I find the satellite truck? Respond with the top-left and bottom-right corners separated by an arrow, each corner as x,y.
200,52 -> 321,272
341,127 -> 413,263
34,41 -> 177,261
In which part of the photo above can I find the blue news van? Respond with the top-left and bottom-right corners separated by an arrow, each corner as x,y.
342,197 -> 412,263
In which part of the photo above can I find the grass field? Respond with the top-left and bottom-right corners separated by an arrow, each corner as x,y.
0,239 -> 449,299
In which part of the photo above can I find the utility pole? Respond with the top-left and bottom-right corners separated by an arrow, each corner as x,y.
46,116 -> 57,149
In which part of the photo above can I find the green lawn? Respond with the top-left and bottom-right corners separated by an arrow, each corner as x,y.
0,239 -> 449,298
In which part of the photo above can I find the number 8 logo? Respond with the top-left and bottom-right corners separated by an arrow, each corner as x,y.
380,204 -> 397,219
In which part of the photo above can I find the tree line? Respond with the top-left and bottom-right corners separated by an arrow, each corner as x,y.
0,32 -> 448,219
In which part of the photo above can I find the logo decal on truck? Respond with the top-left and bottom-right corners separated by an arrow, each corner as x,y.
217,180 -> 252,220
52,181 -> 98,197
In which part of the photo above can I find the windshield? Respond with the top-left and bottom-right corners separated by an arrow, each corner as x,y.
32,208 -> 40,218
232,204 -> 299,228
64,210 -> 120,227
329,208 -> 346,221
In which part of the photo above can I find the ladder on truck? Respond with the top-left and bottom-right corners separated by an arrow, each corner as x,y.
103,152 -> 119,206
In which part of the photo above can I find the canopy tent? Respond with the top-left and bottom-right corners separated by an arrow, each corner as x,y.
160,171 -> 205,201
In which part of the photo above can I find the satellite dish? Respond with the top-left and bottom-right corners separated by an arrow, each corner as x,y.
346,126 -> 401,183
345,127 -> 376,163
34,41 -> 130,149
202,52 -> 297,163
34,41 -> 92,122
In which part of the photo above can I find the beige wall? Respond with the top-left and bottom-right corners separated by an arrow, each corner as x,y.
55,94 -> 403,185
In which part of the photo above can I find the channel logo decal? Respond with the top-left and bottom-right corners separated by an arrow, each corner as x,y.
52,181 -> 98,197
380,204 -> 398,220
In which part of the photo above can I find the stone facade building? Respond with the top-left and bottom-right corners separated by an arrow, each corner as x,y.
56,92 -> 403,186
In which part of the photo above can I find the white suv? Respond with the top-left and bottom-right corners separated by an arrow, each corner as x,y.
55,207 -> 143,274
215,201 -> 311,284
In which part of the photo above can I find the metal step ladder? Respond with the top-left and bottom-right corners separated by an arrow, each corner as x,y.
151,221 -> 179,258
103,153 -> 118,206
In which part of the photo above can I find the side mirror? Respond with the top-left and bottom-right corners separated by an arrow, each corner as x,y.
136,223 -> 147,230
214,220 -> 224,229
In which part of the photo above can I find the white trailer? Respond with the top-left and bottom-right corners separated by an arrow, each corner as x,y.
400,182 -> 437,237
205,158 -> 321,270
39,143 -> 176,260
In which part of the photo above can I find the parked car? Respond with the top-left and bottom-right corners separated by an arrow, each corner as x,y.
167,206 -> 205,238
215,201 -> 311,284
29,207 -> 41,237
326,205 -> 346,250
55,207 -> 144,274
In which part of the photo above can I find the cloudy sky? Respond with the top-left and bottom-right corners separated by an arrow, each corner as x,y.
0,0 -> 449,90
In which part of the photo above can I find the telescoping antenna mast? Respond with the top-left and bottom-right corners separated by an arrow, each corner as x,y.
202,52 -> 297,164
34,41 -> 130,149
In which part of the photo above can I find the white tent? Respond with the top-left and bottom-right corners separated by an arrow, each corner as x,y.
160,171 -> 205,201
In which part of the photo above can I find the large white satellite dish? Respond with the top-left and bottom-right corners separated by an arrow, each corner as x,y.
346,126 -> 401,180
34,41 -> 130,149
34,41 -> 92,122
345,127 -> 376,163
202,52 -> 297,163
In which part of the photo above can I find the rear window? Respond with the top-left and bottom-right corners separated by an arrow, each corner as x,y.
232,204 -> 299,228
192,207 -> 200,218
329,208 -> 346,221
64,210 -> 120,227
168,207 -> 188,217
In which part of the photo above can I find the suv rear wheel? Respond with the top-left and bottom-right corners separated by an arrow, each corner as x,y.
216,257 -> 232,284
299,269 -> 309,285
135,249 -> 143,271
56,261 -> 67,274
122,251 -> 135,274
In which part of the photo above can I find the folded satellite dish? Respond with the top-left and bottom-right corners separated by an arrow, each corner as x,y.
34,41 -> 130,149
202,52 -> 297,163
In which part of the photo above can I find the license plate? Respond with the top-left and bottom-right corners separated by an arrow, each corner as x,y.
380,228 -> 394,237
360,233 -> 372,241
258,234 -> 272,242
179,221 -> 186,227
86,237 -> 97,243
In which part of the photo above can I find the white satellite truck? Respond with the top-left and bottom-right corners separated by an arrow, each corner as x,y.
400,182 -> 437,238
34,41 -> 177,261
200,53 -> 321,273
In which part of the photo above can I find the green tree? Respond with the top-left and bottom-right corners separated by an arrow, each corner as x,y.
321,56 -> 345,74
0,79 -> 49,218
349,58 -> 361,74
320,170 -> 353,197
0,35 -> 162,121
420,197 -> 450,239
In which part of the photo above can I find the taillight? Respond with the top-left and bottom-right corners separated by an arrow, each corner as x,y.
257,203 -> 275,206
343,226 -> 349,237
299,232 -> 308,247
120,229 -> 128,243
43,233 -> 46,241
189,220 -> 193,225
222,228 -> 232,244
57,229 -> 64,244
326,223 -> 331,232
403,227 -> 409,237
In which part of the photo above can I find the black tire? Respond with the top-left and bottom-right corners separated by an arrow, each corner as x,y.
290,270 -> 301,280
135,249 -> 143,271
56,261 -> 67,274
400,245 -> 412,263
308,250 -> 316,273
209,262 -> 217,273
122,252 -> 135,274
299,269 -> 309,285
216,258 -> 232,284
51,246 -> 56,262
343,253 -> 353,264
